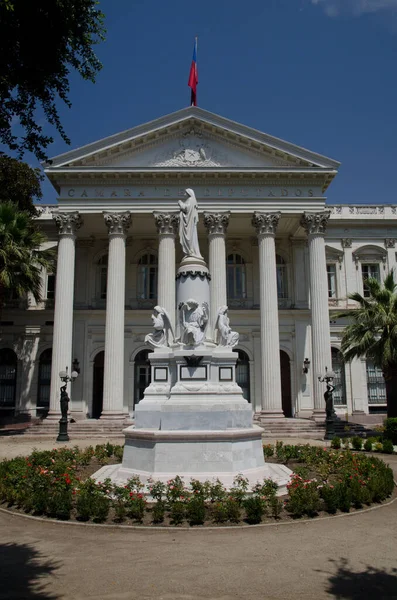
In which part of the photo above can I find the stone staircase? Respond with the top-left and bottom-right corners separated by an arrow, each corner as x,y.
14,418 -> 131,439
254,417 -> 326,439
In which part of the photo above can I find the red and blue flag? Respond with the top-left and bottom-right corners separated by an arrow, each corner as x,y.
188,38 -> 198,106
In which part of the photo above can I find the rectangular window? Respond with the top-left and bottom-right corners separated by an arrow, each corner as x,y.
366,362 -> 386,404
100,267 -> 107,300
46,274 -> 56,299
327,264 -> 337,299
362,263 -> 380,297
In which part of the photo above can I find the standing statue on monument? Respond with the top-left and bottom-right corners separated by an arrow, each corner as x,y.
178,188 -> 203,259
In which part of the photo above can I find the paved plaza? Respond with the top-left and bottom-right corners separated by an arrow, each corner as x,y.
1,436 -> 397,600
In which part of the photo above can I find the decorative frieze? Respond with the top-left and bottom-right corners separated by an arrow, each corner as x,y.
252,212 -> 281,236
103,212 -> 132,236
385,238 -> 396,249
53,211 -> 83,235
153,212 -> 179,236
300,211 -> 330,236
203,212 -> 230,235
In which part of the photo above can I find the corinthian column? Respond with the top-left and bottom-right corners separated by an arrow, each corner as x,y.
203,212 -> 230,337
48,212 -> 82,418
252,212 -> 284,418
101,212 -> 131,419
301,211 -> 332,419
154,212 -> 179,331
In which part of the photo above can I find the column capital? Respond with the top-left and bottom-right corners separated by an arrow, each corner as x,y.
252,212 -> 280,236
53,211 -> 83,236
153,211 -> 179,236
300,211 -> 331,236
203,212 -> 230,235
103,211 -> 132,236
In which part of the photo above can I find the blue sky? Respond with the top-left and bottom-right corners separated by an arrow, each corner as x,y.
21,0 -> 397,205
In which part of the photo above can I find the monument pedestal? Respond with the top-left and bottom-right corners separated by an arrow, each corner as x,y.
95,345 -> 292,493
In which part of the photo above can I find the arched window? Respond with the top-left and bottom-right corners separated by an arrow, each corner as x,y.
134,349 -> 153,406
137,253 -> 158,301
227,253 -> 246,300
276,255 -> 288,299
37,348 -> 52,413
0,348 -> 17,408
366,360 -> 386,405
331,348 -> 347,406
96,254 -> 108,300
235,350 -> 250,403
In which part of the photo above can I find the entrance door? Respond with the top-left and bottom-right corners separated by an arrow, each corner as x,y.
280,350 -> 292,417
92,351 -> 104,419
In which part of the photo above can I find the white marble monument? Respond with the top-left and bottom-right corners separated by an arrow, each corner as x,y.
95,189 -> 292,491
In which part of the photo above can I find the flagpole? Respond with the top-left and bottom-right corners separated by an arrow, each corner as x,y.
195,36 -> 198,107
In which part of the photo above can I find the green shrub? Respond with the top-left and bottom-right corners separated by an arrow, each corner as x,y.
152,500 -> 166,524
169,500 -> 185,525
336,482 -> 352,512
226,497 -> 241,523
382,439 -> 394,454
320,484 -> 340,514
331,437 -> 341,449
263,444 -> 274,458
286,476 -> 321,518
351,436 -> 363,451
384,418 -> 397,444
113,445 -> 124,462
212,500 -> 228,523
374,442 -> 383,452
186,496 -> 206,526
243,496 -> 265,524
275,441 -> 285,460
208,479 -> 226,503
75,478 -> 111,522
229,474 -> 249,505
364,439 -> 373,452
270,496 -> 283,519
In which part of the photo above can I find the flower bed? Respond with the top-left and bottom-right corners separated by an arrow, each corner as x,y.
0,443 -> 394,526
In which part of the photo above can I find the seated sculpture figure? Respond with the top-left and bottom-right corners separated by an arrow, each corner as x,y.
179,299 -> 209,346
215,306 -> 239,348
145,306 -> 174,348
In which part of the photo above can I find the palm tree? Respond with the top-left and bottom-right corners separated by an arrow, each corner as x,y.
336,271 -> 397,418
0,201 -> 55,308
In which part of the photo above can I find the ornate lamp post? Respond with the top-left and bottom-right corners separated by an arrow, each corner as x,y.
318,367 -> 337,440
56,365 -> 79,442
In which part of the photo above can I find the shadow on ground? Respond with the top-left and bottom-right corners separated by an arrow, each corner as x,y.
0,543 -> 61,599
322,557 -> 397,599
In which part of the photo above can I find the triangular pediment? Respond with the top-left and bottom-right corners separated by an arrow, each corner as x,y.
46,107 -> 340,172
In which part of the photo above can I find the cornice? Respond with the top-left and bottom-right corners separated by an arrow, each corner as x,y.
45,107 -> 340,171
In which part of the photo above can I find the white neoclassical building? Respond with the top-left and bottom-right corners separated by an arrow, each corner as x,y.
1,107 -> 396,423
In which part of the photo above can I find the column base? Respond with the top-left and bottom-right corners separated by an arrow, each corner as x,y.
100,411 -> 129,421
256,410 -> 285,421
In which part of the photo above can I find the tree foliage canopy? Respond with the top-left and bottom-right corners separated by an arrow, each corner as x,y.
336,272 -> 397,417
337,273 -> 397,375
0,201 -> 55,304
0,0 -> 105,161
0,155 -> 42,213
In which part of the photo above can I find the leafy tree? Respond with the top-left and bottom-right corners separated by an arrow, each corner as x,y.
0,201 -> 55,307
0,155 -> 42,213
336,272 -> 397,418
0,0 -> 105,161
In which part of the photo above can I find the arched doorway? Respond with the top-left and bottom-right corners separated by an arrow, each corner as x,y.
235,350 -> 250,403
134,350 -> 152,407
92,351 -> 104,419
0,348 -> 17,411
37,348 -> 52,416
280,350 -> 292,417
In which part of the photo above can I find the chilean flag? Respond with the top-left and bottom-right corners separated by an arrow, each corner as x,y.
188,38 -> 198,106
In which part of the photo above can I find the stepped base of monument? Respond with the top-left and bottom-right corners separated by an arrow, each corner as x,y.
93,425 -> 293,493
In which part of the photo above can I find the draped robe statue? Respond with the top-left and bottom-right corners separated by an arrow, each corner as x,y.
215,306 -> 239,348
178,188 -> 202,259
